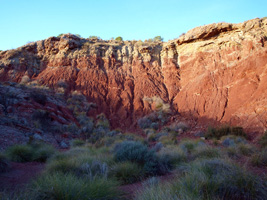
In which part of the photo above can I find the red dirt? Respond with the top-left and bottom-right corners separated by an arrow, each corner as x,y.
0,162 -> 45,191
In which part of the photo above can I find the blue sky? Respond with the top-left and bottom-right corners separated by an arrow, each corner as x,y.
0,0 -> 266,50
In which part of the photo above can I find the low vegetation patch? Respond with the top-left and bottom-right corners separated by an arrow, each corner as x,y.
114,141 -> 170,176
110,161 -> 144,184
6,143 -> 56,163
27,172 -> 120,200
205,125 -> 246,139
136,158 -> 267,200
251,148 -> 267,167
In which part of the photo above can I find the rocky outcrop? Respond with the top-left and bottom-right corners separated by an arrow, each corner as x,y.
0,18 -> 267,131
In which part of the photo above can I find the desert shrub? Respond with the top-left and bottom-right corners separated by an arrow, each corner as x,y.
153,36 -> 164,42
30,91 -> 47,106
6,143 -> 55,163
32,143 -> 56,162
95,136 -> 118,148
205,125 -> 246,139
46,156 -> 81,174
178,159 -> 267,200
28,172 -> 120,200
152,142 -> 163,152
20,75 -> 30,84
157,146 -> 187,167
78,160 -> 109,180
119,133 -> 146,143
115,36 -> 123,41
114,141 -> 169,176
46,147 -> 113,176
6,144 -> 34,162
88,36 -> 100,40
146,132 -> 156,142
168,122 -> 189,133
178,139 -> 205,155
114,141 -> 149,164
71,139 -> 85,147
237,143 -> 256,156
138,117 -> 152,129
251,148 -> 267,167
220,135 -> 248,147
158,135 -> 175,145
110,161 -> 144,184
191,145 -> 221,160
154,131 -> 169,141
0,153 -> 10,173
135,181 -> 178,200
136,158 -> 267,200
258,132 -> 267,148
224,146 -> 241,158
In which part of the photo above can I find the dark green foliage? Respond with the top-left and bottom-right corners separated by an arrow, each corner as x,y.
6,145 -> 34,162
0,153 -> 10,173
110,161 -> 144,184
205,125 -> 246,139
28,172 -> 120,200
30,92 -> 47,106
88,36 -> 100,40
153,36 -> 163,42
114,141 -> 170,176
136,159 -> 267,200
70,139 -> 85,147
6,143 -> 55,163
259,132 -> 267,148
251,148 -> 267,167
31,143 -> 56,162
178,159 -> 267,199
115,36 -> 123,41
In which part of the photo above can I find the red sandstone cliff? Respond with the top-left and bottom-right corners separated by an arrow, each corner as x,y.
0,18 -> 267,131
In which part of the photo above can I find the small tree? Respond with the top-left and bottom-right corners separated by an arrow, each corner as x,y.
57,33 -> 64,37
153,36 -> 163,42
89,36 -> 99,39
115,36 -> 123,41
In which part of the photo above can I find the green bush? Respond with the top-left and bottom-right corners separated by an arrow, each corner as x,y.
251,148 -> 267,167
114,141 -> 169,176
6,144 -> 34,162
205,125 -> 246,139
46,147 -> 113,177
153,36 -> 163,42
110,161 -> 144,184
136,158 -> 267,200
178,139 -> 205,154
237,143 -> 256,156
0,153 -> 10,173
6,143 -> 56,163
157,147 -> 187,167
70,139 -> 85,147
191,145 -> 221,159
258,132 -> 267,148
115,36 -> 123,41
88,36 -> 100,40
28,172 -> 120,200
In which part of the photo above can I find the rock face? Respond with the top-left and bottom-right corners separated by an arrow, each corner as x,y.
0,18 -> 267,131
